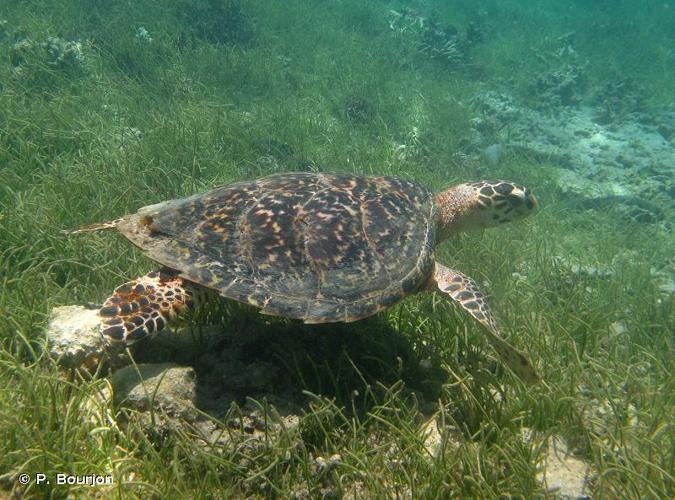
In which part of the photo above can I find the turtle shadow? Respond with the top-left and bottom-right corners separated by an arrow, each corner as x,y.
129,307 -> 445,420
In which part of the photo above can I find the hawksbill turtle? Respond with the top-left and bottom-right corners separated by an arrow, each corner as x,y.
68,172 -> 540,383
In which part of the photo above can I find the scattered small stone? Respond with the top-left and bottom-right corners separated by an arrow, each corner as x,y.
421,417 -> 443,457
10,32 -> 85,74
482,143 -> 502,167
523,429 -> 595,499
557,256 -> 614,278
111,126 -> 143,150
277,54 -> 292,67
10,33 -> 32,69
539,435 -> 594,499
582,397 -> 639,439
650,268 -> 675,297
314,453 -> 342,474
44,37 -> 84,68
135,26 -> 153,43
608,320 -> 627,337
289,486 -> 311,500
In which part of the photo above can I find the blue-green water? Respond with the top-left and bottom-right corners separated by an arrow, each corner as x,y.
0,1 -> 673,498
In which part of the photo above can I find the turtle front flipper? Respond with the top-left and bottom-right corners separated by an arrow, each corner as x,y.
99,270 -> 196,345
428,262 -> 540,384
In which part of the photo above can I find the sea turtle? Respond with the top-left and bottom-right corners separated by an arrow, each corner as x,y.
68,172 -> 540,383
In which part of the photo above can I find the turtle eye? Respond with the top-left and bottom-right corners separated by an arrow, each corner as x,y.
508,194 -> 524,207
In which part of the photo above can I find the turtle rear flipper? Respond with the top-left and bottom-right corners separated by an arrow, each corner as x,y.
429,262 -> 540,384
63,218 -> 123,236
99,270 -> 195,345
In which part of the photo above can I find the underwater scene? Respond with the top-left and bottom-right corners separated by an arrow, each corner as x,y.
0,0 -> 673,498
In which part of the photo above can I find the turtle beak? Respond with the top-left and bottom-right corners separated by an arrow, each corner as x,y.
520,186 -> 538,212
509,188 -> 538,222
527,193 -> 538,211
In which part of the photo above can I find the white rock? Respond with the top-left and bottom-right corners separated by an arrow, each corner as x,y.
46,305 -> 109,370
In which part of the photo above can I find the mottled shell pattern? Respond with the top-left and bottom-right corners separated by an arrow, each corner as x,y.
116,173 -> 437,323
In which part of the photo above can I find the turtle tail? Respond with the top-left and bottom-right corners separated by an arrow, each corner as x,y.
62,218 -> 123,236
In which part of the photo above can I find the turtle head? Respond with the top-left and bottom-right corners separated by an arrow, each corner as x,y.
435,180 -> 537,240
